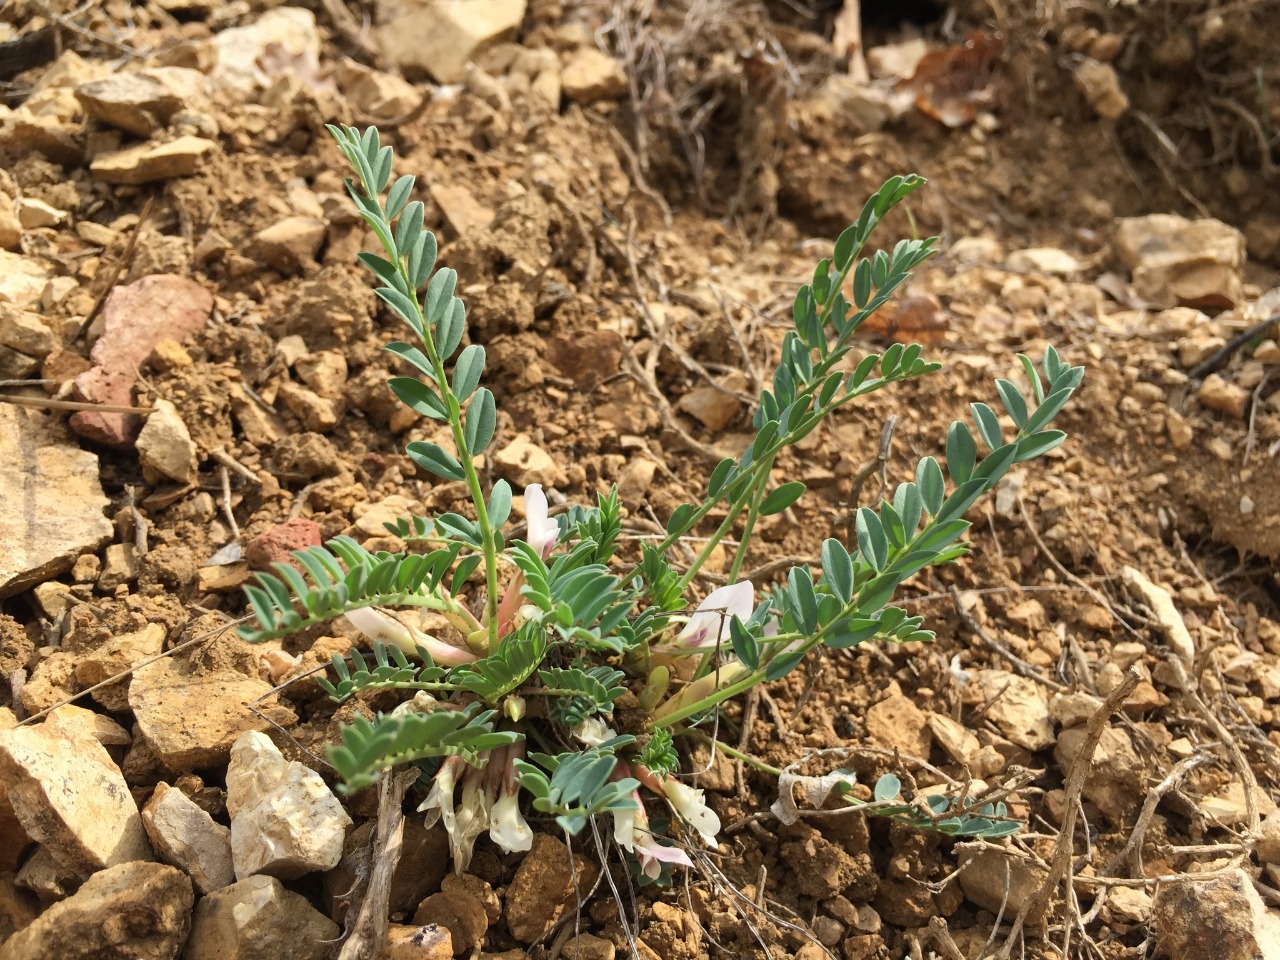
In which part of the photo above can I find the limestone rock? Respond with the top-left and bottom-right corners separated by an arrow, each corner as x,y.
1153,869 -> 1280,960
0,405 -> 113,599
294,349 -> 348,398
1048,690 -> 1103,729
142,781 -> 234,894
976,670 -> 1054,751
75,72 -> 186,136
334,61 -> 420,121
74,622 -> 165,711
97,542 -> 141,593
0,191 -> 20,250
865,693 -> 931,757
1054,724 -> 1142,826
43,703 -> 131,748
1115,214 -> 1246,309
185,874 -> 338,960
1199,373 -> 1249,419
137,399 -> 199,485
0,714 -> 152,878
504,833 -> 599,943
561,48 -> 627,104
413,888 -> 489,954
277,380 -> 339,431
429,183 -> 495,238
494,435 -> 564,488
0,250 -> 51,311
16,198 -> 66,229
225,731 -> 351,880
376,0 -> 526,83
957,849 -> 1049,915
926,712 -> 980,766
383,923 -> 454,960
1006,247 -> 1082,275
211,8 -> 322,94
254,217 -> 326,274
70,274 -> 212,447
90,136 -> 217,185
677,378 -> 744,432
1199,780 -> 1277,828
0,861 -> 192,960
129,659 -> 296,772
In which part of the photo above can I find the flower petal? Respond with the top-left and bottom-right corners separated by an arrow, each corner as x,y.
675,581 -> 754,649
663,779 -> 721,848
524,483 -> 558,559
489,791 -> 533,854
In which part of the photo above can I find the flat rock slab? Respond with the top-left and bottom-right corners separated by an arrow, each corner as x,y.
0,405 -> 113,599
129,659 -> 297,772
71,275 -> 213,447
89,135 -> 217,185
142,781 -> 234,894
0,711 -> 152,878
2,860 -> 192,960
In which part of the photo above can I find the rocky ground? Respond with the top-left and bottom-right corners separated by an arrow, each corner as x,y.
1,0 -> 1279,959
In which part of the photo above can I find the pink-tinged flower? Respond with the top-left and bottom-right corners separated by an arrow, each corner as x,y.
489,744 -> 532,854
524,483 -> 558,559
450,772 -> 490,870
345,607 -> 478,666
661,778 -> 721,848
675,581 -> 754,650
613,788 -> 694,880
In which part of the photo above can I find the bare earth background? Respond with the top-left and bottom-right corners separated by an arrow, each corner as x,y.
1,0 -> 1279,958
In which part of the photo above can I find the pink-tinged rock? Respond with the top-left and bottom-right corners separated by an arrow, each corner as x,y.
70,275 -> 213,447
244,519 -> 323,571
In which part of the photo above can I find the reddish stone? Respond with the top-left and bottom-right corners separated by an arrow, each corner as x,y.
244,519 -> 323,571
70,275 -> 213,446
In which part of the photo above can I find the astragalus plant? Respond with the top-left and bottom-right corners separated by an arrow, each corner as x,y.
239,125 -> 1083,880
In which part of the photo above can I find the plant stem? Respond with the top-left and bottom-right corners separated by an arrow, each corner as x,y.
725,452 -> 775,583
680,729 -> 783,776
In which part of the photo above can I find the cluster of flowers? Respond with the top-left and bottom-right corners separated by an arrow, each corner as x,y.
343,483 -> 739,878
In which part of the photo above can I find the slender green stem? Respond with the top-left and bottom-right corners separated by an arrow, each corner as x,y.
679,729 -> 783,776
365,207 -> 502,651
725,452 -> 775,583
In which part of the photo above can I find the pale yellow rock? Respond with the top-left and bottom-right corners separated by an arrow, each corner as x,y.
185,875 -> 338,960
561,48 -> 627,104
958,848 -> 1049,914
211,8 -> 322,94
254,216 -> 326,273
335,60 -> 420,120
90,135 -> 217,185
277,380 -> 339,432
376,0 -> 526,83
142,781 -> 235,893
1115,214 -> 1246,309
129,658 -> 296,771
136,398 -> 199,484
74,622 -> 165,711
0,405 -> 113,599
0,249 -> 52,309
0,718 -> 152,877
226,731 -> 352,880
926,712 -> 980,765
976,669 -> 1054,751
494,435 -> 564,488
2,861 -> 192,960
1006,247 -> 1082,275
865,692 -> 932,757
15,198 -> 65,229
0,305 -> 55,357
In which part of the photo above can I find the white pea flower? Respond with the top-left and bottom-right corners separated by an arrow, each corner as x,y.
572,716 -> 616,747
675,581 -> 754,650
345,607 -> 478,665
524,483 -> 558,559
613,789 -> 693,879
662,778 -> 722,849
489,790 -> 533,854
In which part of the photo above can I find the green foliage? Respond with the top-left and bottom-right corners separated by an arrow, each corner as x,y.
515,746 -> 640,835
237,537 -> 464,644
238,126 -> 1085,870
330,703 -> 520,792
317,640 -> 447,703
